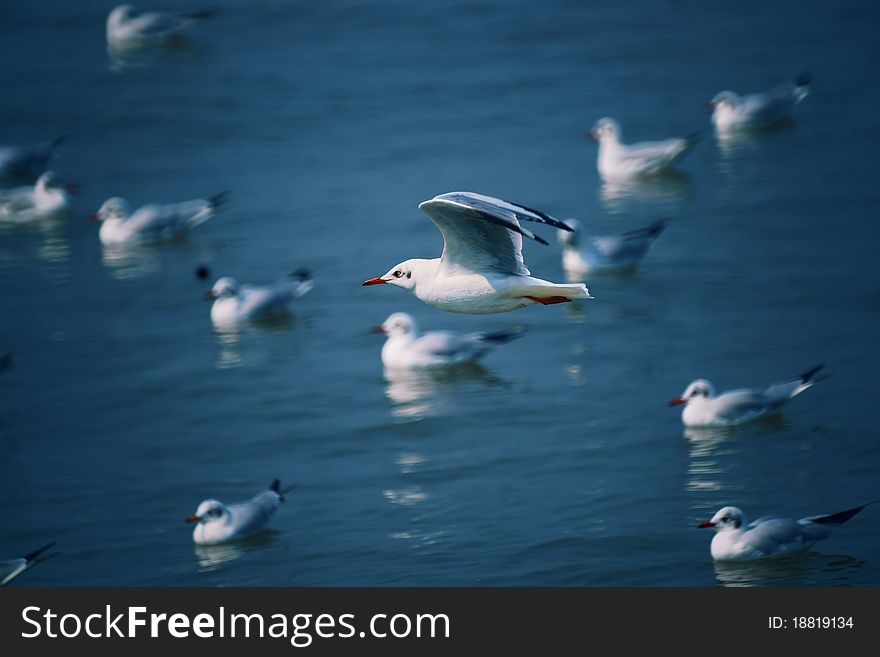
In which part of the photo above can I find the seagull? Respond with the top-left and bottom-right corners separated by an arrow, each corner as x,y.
669,365 -> 826,427
707,73 -> 811,132
0,137 -> 65,180
0,542 -> 57,586
589,118 -> 699,180
106,5 -> 215,50
186,479 -> 297,546
206,270 -> 313,326
363,192 -> 592,314
558,218 -> 665,277
0,172 -> 76,223
699,502 -> 874,561
92,192 -> 226,245
373,312 -> 524,369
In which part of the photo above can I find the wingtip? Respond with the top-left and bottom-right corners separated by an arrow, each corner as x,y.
799,364 -> 826,382
795,71 -> 811,87
23,542 -> 57,562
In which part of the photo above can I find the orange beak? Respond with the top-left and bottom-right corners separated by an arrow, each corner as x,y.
362,277 -> 387,286
185,514 -> 200,524
669,396 -> 686,406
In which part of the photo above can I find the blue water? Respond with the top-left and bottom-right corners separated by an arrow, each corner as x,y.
1,0 -> 879,587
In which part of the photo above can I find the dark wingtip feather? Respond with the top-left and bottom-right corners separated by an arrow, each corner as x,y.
208,191 -> 229,209
185,9 -> 217,20
480,327 -> 526,344
23,542 -> 56,563
795,71 -> 811,87
811,501 -> 876,526
799,364 -> 825,382
269,479 -> 281,493
289,268 -> 311,282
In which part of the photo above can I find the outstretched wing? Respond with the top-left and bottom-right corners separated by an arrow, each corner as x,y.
418,192 -> 570,276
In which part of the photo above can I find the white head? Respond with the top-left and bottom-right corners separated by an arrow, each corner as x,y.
670,379 -> 715,406
93,197 -> 130,222
707,91 -> 739,114
207,277 -> 240,300
363,259 -> 433,293
374,312 -> 418,339
589,117 -> 622,143
700,506 -> 745,532
108,5 -> 136,29
557,218 -> 581,247
186,499 -> 229,526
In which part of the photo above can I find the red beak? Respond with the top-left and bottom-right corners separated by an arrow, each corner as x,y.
704,100 -> 716,111
204,290 -> 217,301
371,325 -> 386,334
362,277 -> 387,286
586,130 -> 599,142
185,514 -> 200,524
669,396 -> 686,406
89,212 -> 99,223
699,521 -> 716,528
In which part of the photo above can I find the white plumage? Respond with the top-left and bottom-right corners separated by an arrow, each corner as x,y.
589,118 -> 698,180
700,503 -> 872,561
93,193 -> 225,245
208,271 -> 313,327
0,172 -> 72,223
670,365 -> 826,427
708,73 -> 811,132
374,312 -> 523,369
107,4 -> 214,50
558,218 -> 665,277
363,192 -> 591,314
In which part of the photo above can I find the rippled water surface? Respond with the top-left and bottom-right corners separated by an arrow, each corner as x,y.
1,0 -> 879,586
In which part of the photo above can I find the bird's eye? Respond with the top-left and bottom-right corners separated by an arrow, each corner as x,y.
393,270 -> 403,278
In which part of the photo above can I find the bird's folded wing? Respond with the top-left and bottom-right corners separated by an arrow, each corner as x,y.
745,518 -> 811,553
419,192 -> 569,276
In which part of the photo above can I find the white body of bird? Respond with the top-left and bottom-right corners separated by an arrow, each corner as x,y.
186,480 -> 293,546
107,5 -> 213,49
590,118 -> 698,180
670,365 -> 825,427
708,73 -> 811,132
363,192 -> 591,314
700,503 -> 872,561
94,193 -> 224,245
375,312 -> 523,369
558,218 -> 665,276
0,172 -> 71,223
208,271 -> 313,327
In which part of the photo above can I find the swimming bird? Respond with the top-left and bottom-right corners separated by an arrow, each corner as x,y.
373,312 -> 524,369
0,172 -> 75,223
707,73 -> 811,132
106,5 -> 215,50
186,479 -> 297,546
699,502 -> 874,561
363,192 -> 591,314
207,270 -> 313,327
92,192 -> 226,245
0,137 -> 65,179
669,365 -> 826,427
558,218 -> 665,277
0,542 -> 57,586
589,118 -> 698,180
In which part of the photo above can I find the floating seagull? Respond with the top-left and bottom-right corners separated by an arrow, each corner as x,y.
589,118 -> 699,180
670,365 -> 826,427
558,218 -> 665,277
186,479 -> 297,546
206,270 -> 313,326
107,5 -> 215,50
363,192 -> 591,314
699,502 -> 874,561
0,542 -> 57,586
0,172 -> 76,223
92,192 -> 226,245
373,312 -> 524,369
0,137 -> 65,180
707,73 -> 811,132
